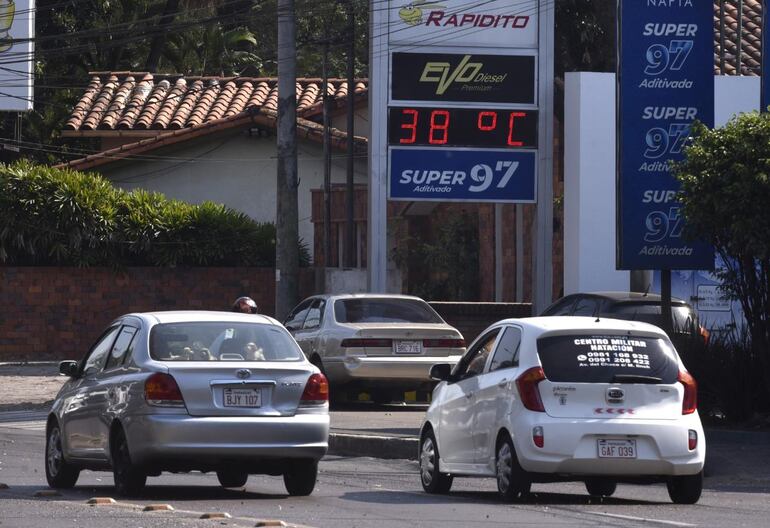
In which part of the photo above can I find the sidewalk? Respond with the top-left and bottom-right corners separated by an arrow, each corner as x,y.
2,363 -> 770,490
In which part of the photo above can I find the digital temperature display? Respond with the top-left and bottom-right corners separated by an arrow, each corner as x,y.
388,107 -> 537,148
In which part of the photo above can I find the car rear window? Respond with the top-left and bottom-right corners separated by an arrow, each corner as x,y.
610,303 -> 697,334
334,298 -> 443,324
150,322 -> 303,362
536,334 -> 679,383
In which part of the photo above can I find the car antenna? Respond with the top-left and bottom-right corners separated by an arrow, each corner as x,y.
643,283 -> 651,297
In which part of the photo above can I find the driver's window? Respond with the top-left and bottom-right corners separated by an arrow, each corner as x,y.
284,299 -> 313,331
456,329 -> 500,380
82,326 -> 120,376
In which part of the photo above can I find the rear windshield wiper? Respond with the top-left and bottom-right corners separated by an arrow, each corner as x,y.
610,374 -> 663,384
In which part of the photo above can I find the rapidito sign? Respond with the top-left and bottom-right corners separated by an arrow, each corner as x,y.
617,0 -> 714,270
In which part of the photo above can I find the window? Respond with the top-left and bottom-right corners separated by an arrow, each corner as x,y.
150,322 -> 304,362
334,298 -> 443,324
303,299 -> 326,330
541,296 -> 577,316
284,299 -> 314,331
536,334 -> 679,383
611,303 -> 698,336
572,297 -> 601,316
488,327 -> 521,372
456,329 -> 500,379
104,326 -> 138,371
82,326 -> 120,375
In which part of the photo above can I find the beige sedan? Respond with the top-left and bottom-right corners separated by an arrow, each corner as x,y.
284,294 -> 466,403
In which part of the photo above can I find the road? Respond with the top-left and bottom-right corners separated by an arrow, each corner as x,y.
2,416 -> 770,528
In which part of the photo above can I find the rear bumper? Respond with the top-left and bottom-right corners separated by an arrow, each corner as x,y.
324,355 -> 461,384
123,412 -> 329,467
511,416 -> 705,477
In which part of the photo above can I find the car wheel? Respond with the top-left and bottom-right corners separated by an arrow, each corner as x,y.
496,434 -> 531,501
419,429 -> 453,494
283,459 -> 318,496
667,471 -> 703,504
45,421 -> 80,489
111,427 -> 146,497
585,478 -> 617,497
217,469 -> 248,488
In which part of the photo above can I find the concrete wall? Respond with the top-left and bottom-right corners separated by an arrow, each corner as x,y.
564,72 -> 630,295
563,73 -> 760,295
98,129 -> 368,255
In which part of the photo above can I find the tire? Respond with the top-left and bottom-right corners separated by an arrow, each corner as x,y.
111,427 -> 146,497
217,469 -> 248,488
45,421 -> 80,489
419,429 -> 453,494
283,460 -> 318,496
585,478 -> 617,497
667,471 -> 703,504
496,434 -> 531,501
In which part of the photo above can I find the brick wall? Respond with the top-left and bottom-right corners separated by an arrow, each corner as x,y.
0,267 -> 316,361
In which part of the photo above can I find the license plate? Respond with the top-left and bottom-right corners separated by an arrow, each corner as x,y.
597,439 -> 636,458
394,340 -> 422,355
223,388 -> 262,408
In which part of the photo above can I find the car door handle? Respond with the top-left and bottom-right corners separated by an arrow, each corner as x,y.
498,379 -> 509,388
465,391 -> 474,399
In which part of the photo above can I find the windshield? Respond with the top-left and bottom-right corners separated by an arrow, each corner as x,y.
150,322 -> 303,362
537,334 -> 679,383
334,298 -> 443,324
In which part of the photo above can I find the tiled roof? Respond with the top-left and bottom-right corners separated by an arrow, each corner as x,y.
714,0 -> 762,75
56,108 -> 368,172
64,72 -> 367,132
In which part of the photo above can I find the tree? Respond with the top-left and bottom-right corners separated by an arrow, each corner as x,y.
672,113 -> 770,388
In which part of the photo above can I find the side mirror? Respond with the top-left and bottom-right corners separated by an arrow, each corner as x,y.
429,363 -> 453,382
59,360 -> 79,378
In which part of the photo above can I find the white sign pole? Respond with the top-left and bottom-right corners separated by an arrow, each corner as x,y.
367,0 -> 388,292
534,0 -> 555,313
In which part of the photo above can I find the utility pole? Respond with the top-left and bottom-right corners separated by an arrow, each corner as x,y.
345,0 -> 356,268
275,0 -> 299,320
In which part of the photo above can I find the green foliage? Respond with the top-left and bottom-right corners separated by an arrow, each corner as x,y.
672,112 -> 770,392
0,162 -> 285,267
392,211 -> 479,301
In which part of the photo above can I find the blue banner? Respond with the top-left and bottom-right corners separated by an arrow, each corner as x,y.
389,148 -> 536,202
618,0 -> 714,270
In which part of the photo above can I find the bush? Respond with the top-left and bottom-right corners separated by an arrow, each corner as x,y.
0,161 -> 293,267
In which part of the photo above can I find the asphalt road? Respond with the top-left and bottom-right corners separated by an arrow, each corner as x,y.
2,424 -> 770,528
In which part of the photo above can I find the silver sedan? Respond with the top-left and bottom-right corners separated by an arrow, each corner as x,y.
45,311 -> 329,496
284,294 -> 465,402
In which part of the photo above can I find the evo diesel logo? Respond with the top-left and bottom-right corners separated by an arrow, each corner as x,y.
392,52 -> 535,104
419,55 -> 507,95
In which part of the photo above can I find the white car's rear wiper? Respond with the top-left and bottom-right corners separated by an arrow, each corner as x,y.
610,374 -> 663,384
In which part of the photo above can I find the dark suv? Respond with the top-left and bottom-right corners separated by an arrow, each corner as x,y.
541,291 -> 709,343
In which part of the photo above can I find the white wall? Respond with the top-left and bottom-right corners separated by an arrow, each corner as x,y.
99,129 -> 368,253
564,73 -> 760,295
564,72 -> 630,294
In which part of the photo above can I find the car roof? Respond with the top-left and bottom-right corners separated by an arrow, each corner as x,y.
120,310 -> 281,326
307,293 -> 430,302
568,291 -> 688,304
494,316 -> 669,336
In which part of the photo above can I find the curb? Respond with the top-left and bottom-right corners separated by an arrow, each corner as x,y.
0,361 -> 61,367
329,432 -> 418,460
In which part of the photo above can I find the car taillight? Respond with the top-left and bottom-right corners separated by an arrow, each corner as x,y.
422,338 -> 466,348
516,367 -> 546,412
145,372 -> 185,407
300,373 -> 329,406
340,338 -> 393,348
678,370 -> 698,415
688,429 -> 698,450
532,426 -> 544,448
699,325 -> 710,345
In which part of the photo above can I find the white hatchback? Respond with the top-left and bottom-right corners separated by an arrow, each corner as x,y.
419,316 -> 705,504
